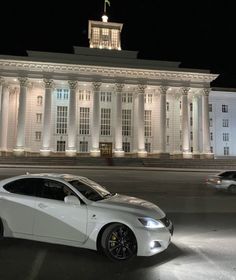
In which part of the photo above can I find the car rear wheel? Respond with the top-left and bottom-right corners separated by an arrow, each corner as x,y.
228,185 -> 236,194
101,223 -> 137,261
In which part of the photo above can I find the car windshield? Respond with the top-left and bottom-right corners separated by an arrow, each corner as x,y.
218,171 -> 236,178
68,178 -> 113,201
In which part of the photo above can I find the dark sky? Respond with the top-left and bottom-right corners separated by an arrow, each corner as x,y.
1,0 -> 235,88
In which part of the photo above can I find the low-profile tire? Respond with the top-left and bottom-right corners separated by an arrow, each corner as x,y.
0,219 -> 3,240
101,223 -> 137,261
228,185 -> 236,194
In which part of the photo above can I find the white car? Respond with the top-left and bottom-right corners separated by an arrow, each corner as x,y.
0,173 -> 173,261
206,170 -> 236,193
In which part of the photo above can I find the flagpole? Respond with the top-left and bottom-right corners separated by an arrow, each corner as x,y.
104,0 -> 106,13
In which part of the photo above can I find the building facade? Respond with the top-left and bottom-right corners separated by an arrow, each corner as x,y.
0,16 -> 221,158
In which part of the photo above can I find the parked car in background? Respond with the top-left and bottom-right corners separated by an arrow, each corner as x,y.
206,170 -> 236,193
0,173 -> 173,261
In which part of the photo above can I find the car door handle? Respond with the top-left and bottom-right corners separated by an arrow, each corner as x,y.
38,203 -> 48,209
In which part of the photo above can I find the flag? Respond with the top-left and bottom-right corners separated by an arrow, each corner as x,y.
105,0 -> 110,7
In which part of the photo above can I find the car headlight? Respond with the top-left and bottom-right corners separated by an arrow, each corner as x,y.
138,217 -> 165,229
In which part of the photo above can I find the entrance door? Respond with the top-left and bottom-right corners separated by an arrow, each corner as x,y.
100,142 -> 113,157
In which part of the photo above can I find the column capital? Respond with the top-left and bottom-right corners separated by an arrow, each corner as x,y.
18,77 -> 29,87
137,84 -> 146,94
202,88 -> 210,96
68,80 -> 78,90
43,79 -> 54,89
115,83 -> 124,92
180,87 -> 190,96
92,82 -> 102,91
159,86 -> 169,95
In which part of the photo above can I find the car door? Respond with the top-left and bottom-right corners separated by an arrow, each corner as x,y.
33,178 -> 87,243
1,178 -> 37,235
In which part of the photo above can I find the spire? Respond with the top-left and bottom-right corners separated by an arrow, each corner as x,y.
102,0 -> 110,22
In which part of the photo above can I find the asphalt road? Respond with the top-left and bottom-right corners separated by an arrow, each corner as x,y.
0,167 -> 236,280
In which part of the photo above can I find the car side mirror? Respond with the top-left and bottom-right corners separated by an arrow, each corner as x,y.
64,195 -> 81,205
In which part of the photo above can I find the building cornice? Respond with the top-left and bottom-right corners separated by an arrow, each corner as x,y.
0,59 -> 219,87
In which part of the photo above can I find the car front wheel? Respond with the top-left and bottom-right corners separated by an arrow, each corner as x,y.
228,185 -> 236,194
101,223 -> 137,261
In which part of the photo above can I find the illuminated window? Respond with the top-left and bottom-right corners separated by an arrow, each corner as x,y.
144,110 -> 152,137
79,107 -> 90,135
101,108 -> 111,136
79,90 -> 90,101
122,109 -> 131,136
56,106 -> 68,134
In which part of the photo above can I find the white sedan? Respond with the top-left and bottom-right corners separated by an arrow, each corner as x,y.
0,173 -> 173,261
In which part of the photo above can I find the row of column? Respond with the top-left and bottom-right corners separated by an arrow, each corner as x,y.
0,77 -> 212,157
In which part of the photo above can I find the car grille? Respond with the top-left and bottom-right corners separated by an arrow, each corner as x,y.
160,216 -> 171,227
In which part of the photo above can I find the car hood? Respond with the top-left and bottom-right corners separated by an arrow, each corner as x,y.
94,194 -> 165,219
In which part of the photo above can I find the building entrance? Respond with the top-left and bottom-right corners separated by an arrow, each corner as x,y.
99,142 -> 113,157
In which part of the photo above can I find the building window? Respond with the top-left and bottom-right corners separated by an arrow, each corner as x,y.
144,110 -> 152,137
210,146 -> 213,153
101,108 -> 111,136
122,93 -> 133,103
56,106 -> 68,134
79,141 -> 88,152
127,93 -> 133,103
36,113 -> 42,123
145,143 -> 151,153
166,135 -> 170,145
190,103 -> 193,112
122,142 -> 130,152
101,92 -> 112,102
57,141 -> 65,152
180,130 -> 182,140
190,117 -> 193,126
190,131 -> 193,140
179,101 -> 182,110
106,92 -> 112,102
224,147 -> 229,156
166,118 -> 169,128
145,93 -> 152,104
92,27 -> 100,46
79,107 -> 90,135
79,90 -> 90,101
209,104 -> 212,112
122,109 -> 131,136
191,147 -> 193,152
166,102 -> 169,111
37,96 -> 43,106
56,89 -> 69,100
35,131 -> 41,141
223,133 -> 229,141
222,104 -> 228,113
111,30 -> 118,48
100,92 -> 106,102
222,119 -> 229,127
209,118 -> 213,127
210,132 -> 213,141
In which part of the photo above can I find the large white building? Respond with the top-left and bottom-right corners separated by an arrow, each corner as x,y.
1,14 -> 234,158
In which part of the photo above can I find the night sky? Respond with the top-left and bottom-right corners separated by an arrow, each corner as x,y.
1,0 -> 235,88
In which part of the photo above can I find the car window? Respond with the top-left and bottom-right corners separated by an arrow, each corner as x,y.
36,179 -> 74,201
219,171 -> 234,178
3,178 -> 38,197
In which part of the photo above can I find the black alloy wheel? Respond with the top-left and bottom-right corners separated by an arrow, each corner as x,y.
229,185 -> 236,194
101,223 -> 137,261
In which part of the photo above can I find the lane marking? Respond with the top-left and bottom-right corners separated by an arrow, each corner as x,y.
26,249 -> 47,280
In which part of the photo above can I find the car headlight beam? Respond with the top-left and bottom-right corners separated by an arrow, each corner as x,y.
138,217 -> 165,229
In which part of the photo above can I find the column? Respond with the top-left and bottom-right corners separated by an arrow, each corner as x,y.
181,87 -> 192,158
137,84 -> 147,157
40,79 -> 54,156
90,82 -> 101,157
13,78 -> 28,156
66,80 -> 78,156
114,83 -> 124,157
0,80 -> 9,152
202,88 -> 213,158
159,86 -> 168,154
192,95 -> 200,155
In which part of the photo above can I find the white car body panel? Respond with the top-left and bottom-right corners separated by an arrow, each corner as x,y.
0,173 -> 173,257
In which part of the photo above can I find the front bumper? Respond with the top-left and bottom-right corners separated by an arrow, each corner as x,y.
135,219 -> 173,257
